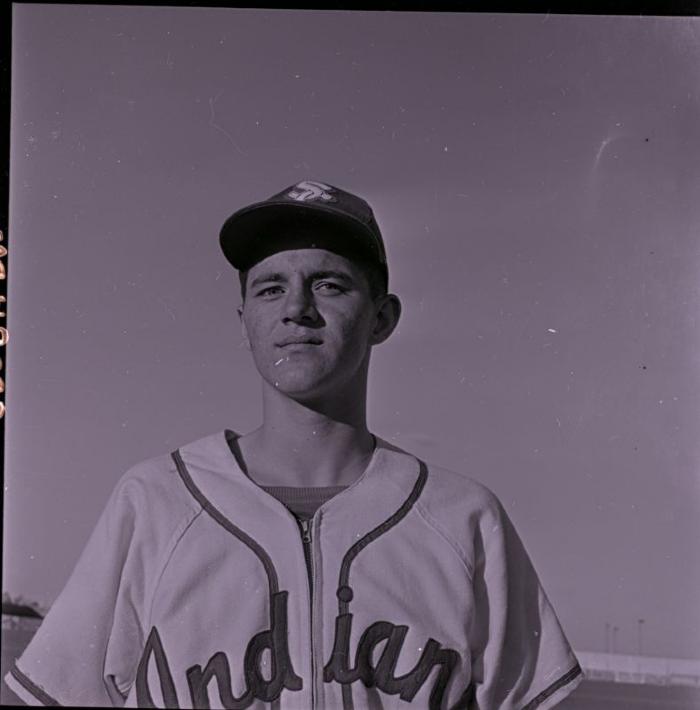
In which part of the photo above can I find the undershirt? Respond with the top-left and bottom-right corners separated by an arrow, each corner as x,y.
261,485 -> 348,520
225,431 -> 349,520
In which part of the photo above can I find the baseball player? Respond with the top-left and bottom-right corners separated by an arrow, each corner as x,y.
5,180 -> 583,709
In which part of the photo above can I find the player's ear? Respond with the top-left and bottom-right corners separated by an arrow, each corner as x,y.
370,294 -> 401,345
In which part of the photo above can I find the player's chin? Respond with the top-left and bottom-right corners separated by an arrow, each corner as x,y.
266,369 -> 337,402
265,364 -> 318,388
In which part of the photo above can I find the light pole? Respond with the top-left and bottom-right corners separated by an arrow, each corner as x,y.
638,619 -> 645,656
612,625 -> 619,654
605,622 -> 610,653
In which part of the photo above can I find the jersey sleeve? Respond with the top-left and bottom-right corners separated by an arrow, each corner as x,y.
467,494 -> 583,710
4,464 -> 193,707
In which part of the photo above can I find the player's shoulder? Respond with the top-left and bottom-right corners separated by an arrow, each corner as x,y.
379,438 -> 510,576
379,437 -> 506,529
419,458 -> 507,543
379,438 -> 501,515
111,431 -> 223,516
424,460 -> 499,511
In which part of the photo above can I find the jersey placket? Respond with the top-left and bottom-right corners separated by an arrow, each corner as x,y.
297,512 -> 322,709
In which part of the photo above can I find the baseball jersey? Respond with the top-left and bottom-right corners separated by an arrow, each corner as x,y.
5,430 -> 583,709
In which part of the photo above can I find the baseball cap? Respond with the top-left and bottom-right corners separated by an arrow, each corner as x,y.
219,180 -> 388,288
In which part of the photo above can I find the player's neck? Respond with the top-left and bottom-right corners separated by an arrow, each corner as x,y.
238,386 -> 375,488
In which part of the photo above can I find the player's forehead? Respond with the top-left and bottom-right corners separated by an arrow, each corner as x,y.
246,248 -> 361,284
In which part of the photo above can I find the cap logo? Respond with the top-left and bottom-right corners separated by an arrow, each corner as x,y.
286,180 -> 336,203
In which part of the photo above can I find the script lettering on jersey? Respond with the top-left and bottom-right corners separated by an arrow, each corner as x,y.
134,591 -> 469,708
135,591 -> 302,708
324,612 -> 471,710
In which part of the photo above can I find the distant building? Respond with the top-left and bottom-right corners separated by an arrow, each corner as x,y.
576,650 -> 700,688
561,651 -> 700,710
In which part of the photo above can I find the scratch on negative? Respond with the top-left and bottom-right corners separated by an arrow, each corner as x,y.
158,297 -> 177,322
209,90 -> 246,155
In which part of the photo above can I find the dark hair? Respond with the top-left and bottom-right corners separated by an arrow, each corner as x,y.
239,257 -> 387,302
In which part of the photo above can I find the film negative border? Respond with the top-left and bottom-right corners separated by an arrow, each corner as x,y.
0,230 -> 5,419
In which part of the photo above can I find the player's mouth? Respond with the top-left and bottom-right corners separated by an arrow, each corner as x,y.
276,337 -> 323,348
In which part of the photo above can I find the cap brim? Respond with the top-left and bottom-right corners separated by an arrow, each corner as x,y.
219,201 -> 384,272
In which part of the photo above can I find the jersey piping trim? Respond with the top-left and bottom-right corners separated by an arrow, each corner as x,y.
172,449 -> 280,595
522,663 -> 583,709
335,457 -> 428,612
9,665 -> 61,706
171,449 -> 302,710
332,458 -> 428,710
171,450 -> 294,710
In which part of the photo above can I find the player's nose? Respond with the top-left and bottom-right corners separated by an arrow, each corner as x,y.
282,285 -> 320,324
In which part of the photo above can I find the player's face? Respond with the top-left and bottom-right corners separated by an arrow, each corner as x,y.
239,248 -> 392,402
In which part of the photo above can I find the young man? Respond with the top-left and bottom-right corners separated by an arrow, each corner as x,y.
5,180 -> 583,709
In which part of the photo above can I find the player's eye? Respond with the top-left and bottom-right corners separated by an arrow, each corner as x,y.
314,281 -> 344,293
256,285 -> 285,298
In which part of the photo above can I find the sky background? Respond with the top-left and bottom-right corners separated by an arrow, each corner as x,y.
4,5 -> 700,660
